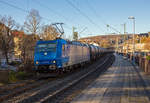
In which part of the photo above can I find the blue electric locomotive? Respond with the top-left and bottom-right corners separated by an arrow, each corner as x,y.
34,38 -> 90,71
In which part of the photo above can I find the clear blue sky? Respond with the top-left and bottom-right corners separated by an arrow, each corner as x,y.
0,0 -> 150,38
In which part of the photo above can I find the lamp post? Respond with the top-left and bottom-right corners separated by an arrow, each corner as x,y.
128,16 -> 135,63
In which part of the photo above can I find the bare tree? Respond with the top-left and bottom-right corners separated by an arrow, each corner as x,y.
0,16 -> 16,64
24,9 -> 41,35
41,25 -> 59,40
18,34 -> 39,71
19,35 -> 33,62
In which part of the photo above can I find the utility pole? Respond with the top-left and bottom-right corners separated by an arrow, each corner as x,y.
128,16 -> 136,63
133,19 -> 135,56
72,26 -> 78,41
124,24 -> 129,55
123,23 -> 126,55
123,23 -> 126,42
116,37 -> 119,53
72,26 -> 76,36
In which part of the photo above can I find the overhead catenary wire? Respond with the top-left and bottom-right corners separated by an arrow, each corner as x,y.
32,0 -> 69,22
66,0 -> 105,33
32,0 -> 77,30
0,0 -> 72,30
86,0 -> 107,26
0,0 -> 52,22
0,0 -> 28,13
86,0 -> 121,34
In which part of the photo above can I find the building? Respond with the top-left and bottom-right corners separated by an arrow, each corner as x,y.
12,31 -> 40,60
11,30 -> 24,59
138,33 -> 149,37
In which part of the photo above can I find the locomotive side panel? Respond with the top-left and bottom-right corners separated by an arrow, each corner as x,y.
67,44 -> 85,66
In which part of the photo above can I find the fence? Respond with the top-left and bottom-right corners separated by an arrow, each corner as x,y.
129,54 -> 150,73
138,57 -> 150,73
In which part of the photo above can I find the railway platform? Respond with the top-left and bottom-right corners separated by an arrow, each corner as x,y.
72,54 -> 150,103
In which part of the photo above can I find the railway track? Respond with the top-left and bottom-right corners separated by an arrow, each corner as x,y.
1,53 -> 114,103
43,54 -> 115,103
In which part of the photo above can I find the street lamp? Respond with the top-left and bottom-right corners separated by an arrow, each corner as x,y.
128,16 -> 135,63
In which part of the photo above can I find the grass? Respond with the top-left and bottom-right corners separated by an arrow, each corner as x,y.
0,67 -> 35,85
8,71 -> 30,83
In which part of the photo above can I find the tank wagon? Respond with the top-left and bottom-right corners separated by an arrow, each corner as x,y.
34,38 -> 108,72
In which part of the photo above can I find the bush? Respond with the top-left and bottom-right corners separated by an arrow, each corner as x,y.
146,56 -> 150,60
16,71 -> 28,80
8,71 -> 29,83
8,71 -> 17,83
0,70 -> 35,84
9,61 -> 21,66
18,64 -> 25,71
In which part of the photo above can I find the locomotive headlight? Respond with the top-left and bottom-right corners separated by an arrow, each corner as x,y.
36,61 -> 39,64
53,60 -> 56,63
44,52 -> 47,55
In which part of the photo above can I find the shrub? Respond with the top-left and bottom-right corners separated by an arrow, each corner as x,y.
146,56 -> 150,60
8,71 -> 30,82
16,71 -> 28,80
8,71 -> 17,83
9,61 -> 21,66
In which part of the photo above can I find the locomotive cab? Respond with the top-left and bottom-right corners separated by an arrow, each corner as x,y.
34,40 -> 58,70
34,39 -> 68,71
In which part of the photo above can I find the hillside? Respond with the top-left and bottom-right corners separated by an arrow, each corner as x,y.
79,34 -> 134,48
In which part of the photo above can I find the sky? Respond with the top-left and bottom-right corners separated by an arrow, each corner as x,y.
0,0 -> 150,39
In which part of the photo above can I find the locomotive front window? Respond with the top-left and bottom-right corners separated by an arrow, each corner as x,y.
36,43 -> 57,52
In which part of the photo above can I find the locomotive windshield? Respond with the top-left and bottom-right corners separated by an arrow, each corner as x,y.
36,43 -> 57,52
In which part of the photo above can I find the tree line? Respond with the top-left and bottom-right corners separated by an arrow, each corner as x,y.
0,9 -> 59,70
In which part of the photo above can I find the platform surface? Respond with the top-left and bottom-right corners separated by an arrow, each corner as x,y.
72,54 -> 150,103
